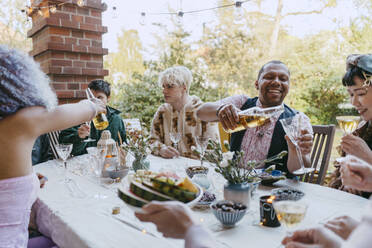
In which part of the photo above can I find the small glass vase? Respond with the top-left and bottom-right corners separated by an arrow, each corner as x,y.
132,155 -> 150,172
224,182 -> 252,208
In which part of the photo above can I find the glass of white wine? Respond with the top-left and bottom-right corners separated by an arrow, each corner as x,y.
336,116 -> 361,134
86,88 -> 109,131
280,114 -> 314,175
273,199 -> 308,241
170,132 -> 181,149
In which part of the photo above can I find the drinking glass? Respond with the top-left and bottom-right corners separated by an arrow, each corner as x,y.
87,147 -> 108,199
83,121 -> 95,142
336,116 -> 361,134
273,199 -> 308,241
280,115 -> 314,175
196,136 -> 209,167
169,132 -> 181,149
55,143 -> 73,183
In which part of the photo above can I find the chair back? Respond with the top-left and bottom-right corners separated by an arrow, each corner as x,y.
123,118 -> 142,132
302,124 -> 336,185
47,130 -> 61,160
218,122 -> 230,152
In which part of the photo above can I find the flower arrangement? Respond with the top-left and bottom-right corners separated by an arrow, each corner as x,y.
193,140 -> 287,184
121,129 -> 151,161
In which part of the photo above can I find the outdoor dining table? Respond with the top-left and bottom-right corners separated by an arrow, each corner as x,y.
33,154 -> 369,248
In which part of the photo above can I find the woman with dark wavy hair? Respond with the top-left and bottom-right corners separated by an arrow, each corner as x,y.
329,54 -> 372,198
0,46 -> 105,247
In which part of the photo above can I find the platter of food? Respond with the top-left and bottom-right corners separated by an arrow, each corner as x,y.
257,166 -> 286,186
118,170 -> 203,208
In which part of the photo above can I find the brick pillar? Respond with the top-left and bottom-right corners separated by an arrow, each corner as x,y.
27,0 -> 108,104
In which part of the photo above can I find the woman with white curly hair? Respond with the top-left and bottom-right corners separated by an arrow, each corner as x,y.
0,46 -> 105,247
148,66 -> 219,159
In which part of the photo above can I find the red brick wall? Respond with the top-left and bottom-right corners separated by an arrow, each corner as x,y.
28,0 -> 108,104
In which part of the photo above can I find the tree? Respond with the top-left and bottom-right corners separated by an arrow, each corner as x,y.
104,29 -> 145,84
0,0 -> 31,51
112,24 -> 226,129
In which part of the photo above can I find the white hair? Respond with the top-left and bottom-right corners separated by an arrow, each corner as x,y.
158,66 -> 193,93
0,45 -> 57,119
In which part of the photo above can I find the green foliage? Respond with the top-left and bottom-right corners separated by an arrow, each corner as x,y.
111,26 -> 227,129
301,74 -> 349,124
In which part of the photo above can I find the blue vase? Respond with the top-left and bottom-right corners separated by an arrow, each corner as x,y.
224,182 -> 252,208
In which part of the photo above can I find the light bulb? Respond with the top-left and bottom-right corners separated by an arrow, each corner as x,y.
50,5 -> 57,14
112,6 -> 118,19
26,6 -> 33,15
77,0 -> 85,7
139,12 -> 146,26
176,11 -> 184,26
234,1 -> 244,24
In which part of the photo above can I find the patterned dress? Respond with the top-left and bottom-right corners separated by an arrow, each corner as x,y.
149,95 -> 219,159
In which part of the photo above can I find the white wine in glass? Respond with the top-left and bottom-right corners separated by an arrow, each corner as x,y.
273,200 -> 308,230
336,116 -> 361,134
86,88 -> 109,130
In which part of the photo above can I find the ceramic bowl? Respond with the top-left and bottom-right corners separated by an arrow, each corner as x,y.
271,187 -> 305,201
107,167 -> 130,180
186,166 -> 209,178
211,200 -> 247,227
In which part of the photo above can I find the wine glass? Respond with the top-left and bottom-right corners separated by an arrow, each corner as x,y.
83,121 -> 95,143
336,116 -> 361,134
280,114 -> 314,175
87,147 -> 108,199
273,199 -> 308,242
169,132 -> 181,150
55,143 -> 73,183
196,136 -> 209,167
85,88 -> 109,131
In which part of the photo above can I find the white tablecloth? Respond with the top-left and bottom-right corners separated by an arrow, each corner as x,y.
34,155 -> 369,248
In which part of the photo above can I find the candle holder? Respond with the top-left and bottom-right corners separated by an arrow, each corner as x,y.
259,195 -> 280,227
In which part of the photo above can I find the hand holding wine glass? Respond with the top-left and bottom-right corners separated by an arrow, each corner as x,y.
81,121 -> 95,142
280,114 -> 314,175
85,88 -> 109,130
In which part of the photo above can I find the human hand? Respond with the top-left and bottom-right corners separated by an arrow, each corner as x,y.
297,129 -> 313,155
90,98 -> 107,114
78,123 -> 90,139
159,146 -> 180,158
282,226 -> 343,248
135,201 -> 196,239
340,134 -> 372,163
217,104 -> 240,131
339,155 -> 372,192
324,215 -> 359,240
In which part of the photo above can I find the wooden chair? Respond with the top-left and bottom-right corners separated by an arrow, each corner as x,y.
47,130 -> 61,160
302,124 -> 336,185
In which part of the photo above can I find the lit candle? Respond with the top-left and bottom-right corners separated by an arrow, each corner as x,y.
259,195 -> 280,227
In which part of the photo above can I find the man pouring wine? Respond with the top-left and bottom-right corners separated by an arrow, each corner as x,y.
197,60 -> 314,176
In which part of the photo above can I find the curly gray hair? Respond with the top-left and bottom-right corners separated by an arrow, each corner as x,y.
0,45 -> 57,119
158,66 -> 193,93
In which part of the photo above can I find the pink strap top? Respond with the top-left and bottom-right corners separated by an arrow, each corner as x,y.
0,173 -> 39,248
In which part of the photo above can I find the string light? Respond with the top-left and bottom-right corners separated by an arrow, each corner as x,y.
22,0 -> 86,18
50,6 -> 57,14
112,6 -> 118,19
234,1 -> 245,23
140,0 -> 250,24
176,11 -> 184,25
77,0 -> 85,7
139,12 -> 146,26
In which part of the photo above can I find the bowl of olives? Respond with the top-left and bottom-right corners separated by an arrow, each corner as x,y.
211,200 -> 247,227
